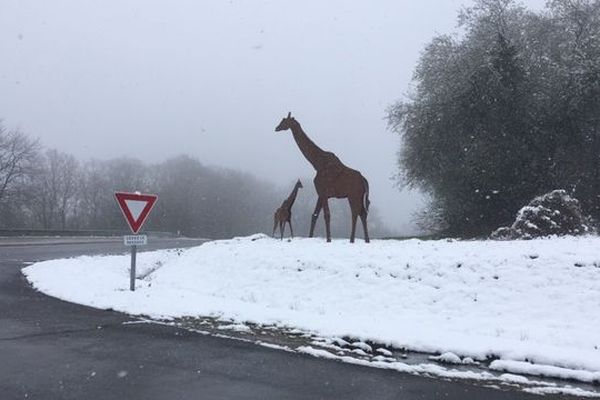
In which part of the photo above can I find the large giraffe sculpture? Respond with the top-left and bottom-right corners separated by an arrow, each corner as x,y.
275,112 -> 370,243
273,179 -> 303,239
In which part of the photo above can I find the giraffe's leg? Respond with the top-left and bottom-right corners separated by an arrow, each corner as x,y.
289,219 -> 294,238
350,214 -> 358,243
360,208 -> 370,243
348,197 -> 361,243
280,221 -> 285,240
323,198 -> 331,243
309,198 -> 323,238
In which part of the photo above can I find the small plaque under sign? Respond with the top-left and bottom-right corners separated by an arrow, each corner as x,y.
124,235 -> 147,246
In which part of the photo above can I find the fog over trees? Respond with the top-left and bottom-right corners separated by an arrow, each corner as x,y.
388,0 -> 600,237
0,123 -> 389,239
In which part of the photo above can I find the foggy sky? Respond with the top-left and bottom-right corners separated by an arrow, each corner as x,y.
0,0 -> 546,234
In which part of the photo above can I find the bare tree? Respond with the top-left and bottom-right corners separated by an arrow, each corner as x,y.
76,160 -> 108,229
74,157 -> 150,230
0,123 -> 39,205
54,151 -> 79,229
29,149 -> 79,229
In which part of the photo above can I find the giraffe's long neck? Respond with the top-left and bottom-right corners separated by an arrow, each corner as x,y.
290,121 -> 328,171
286,185 -> 300,210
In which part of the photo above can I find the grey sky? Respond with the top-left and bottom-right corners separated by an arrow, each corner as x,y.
1,0 -> 546,234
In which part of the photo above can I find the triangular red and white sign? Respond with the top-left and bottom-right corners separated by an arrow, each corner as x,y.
114,192 -> 158,234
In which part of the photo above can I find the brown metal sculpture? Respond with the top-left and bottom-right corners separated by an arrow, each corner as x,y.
275,112 -> 370,243
273,179 -> 303,239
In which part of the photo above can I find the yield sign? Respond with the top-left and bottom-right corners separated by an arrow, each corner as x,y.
114,192 -> 158,234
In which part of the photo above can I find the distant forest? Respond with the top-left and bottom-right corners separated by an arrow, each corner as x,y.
0,123 -> 388,239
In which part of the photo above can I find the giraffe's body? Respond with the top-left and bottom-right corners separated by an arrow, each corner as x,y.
273,180 -> 303,240
275,113 -> 370,243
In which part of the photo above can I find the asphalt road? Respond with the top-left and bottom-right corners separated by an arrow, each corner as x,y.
0,239 -> 575,400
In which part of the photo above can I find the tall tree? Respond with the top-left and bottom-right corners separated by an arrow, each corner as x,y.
388,0 -> 600,236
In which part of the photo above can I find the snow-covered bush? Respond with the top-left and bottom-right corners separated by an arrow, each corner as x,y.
491,190 -> 589,240
490,226 -> 515,240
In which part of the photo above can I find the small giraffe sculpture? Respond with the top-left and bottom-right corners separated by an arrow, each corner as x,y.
273,179 -> 303,240
275,112 -> 370,243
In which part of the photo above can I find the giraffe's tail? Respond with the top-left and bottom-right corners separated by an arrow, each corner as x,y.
363,177 -> 370,213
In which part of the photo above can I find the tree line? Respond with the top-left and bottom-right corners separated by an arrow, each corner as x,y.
0,123 -> 388,239
388,0 -> 600,237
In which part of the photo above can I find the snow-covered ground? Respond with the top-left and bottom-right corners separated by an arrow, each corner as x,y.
24,234 -> 600,388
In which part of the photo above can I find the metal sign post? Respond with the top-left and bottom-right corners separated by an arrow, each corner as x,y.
115,191 -> 157,292
130,245 -> 137,291
124,234 -> 147,291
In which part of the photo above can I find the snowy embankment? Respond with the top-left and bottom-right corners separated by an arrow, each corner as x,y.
24,234 -> 600,381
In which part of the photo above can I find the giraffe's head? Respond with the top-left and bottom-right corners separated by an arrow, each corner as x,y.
275,112 -> 295,132
296,179 -> 303,189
